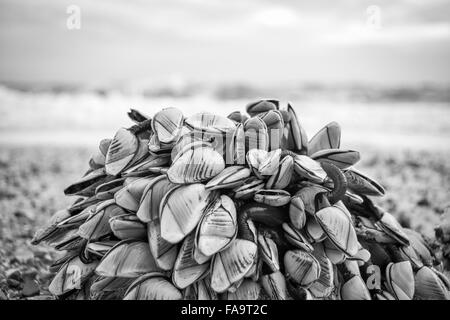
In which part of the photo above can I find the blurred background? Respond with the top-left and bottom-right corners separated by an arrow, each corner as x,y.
0,0 -> 449,298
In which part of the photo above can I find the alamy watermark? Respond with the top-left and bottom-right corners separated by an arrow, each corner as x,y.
66,5 -> 81,30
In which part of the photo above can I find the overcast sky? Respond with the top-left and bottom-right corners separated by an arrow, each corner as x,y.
0,0 -> 449,87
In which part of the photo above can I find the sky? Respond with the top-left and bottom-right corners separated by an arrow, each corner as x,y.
0,0 -> 449,87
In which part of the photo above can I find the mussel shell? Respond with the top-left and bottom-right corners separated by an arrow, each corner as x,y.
414,266 -> 450,300
114,176 -> 155,212
315,206 -> 358,257
211,239 -> 258,293
282,223 -> 314,252
78,202 -> 126,241
376,212 -> 410,246
258,149 -> 281,176
232,177 -> 265,200
172,233 -> 210,289
225,279 -> 262,300
136,175 -> 176,223
257,232 -> 280,272
340,275 -> 371,300
31,209 -> 71,245
257,110 -> 284,151
152,107 -> 184,144
293,155 -> 327,183
308,121 -> 341,155
244,117 -> 269,152
284,250 -> 321,287
160,183 -> 216,244
246,99 -> 278,117
196,195 -> 237,257
185,112 -> 236,134
64,168 -> 108,197
311,149 -> 360,170
105,128 -> 139,176
254,189 -> 291,207
96,240 -> 159,278
147,220 -> 178,271
309,243 -> 334,298
229,123 -> 246,165
344,168 -> 385,197
48,255 -> 98,296
167,143 -> 225,184
266,154 -> 294,189
109,214 -> 146,240
124,273 -> 182,300
91,276 -> 133,293
184,275 -> 218,300
260,271 -> 290,300
385,261 -> 415,300
284,103 -> 308,154
205,166 -> 250,190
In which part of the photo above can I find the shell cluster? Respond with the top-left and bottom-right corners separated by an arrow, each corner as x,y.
32,100 -> 450,300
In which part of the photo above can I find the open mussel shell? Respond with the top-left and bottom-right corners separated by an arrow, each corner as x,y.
185,112 -> 236,134
284,250 -> 321,287
167,142 -> 225,184
308,121 -> 341,155
340,275 -> 371,300
315,205 -> 358,257
246,99 -> 279,117
311,149 -> 360,170
283,103 -> 308,154
137,175 -> 175,223
205,166 -> 250,190
196,195 -> 237,257
124,273 -> 182,300
114,176 -> 155,212
261,271 -> 290,300
266,154 -> 293,189
172,233 -> 210,289
49,255 -> 98,296
414,266 -> 450,300
105,128 -> 139,176
254,189 -> 291,207
96,240 -> 159,278
244,117 -> 269,152
385,261 -> 415,300
282,223 -> 313,252
160,183 -> 215,244
344,168 -> 385,197
211,238 -> 258,293
293,155 -> 327,183
225,279 -> 262,300
151,107 -> 184,144
109,214 -> 146,240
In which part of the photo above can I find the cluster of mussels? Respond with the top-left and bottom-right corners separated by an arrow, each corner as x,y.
32,100 -> 450,300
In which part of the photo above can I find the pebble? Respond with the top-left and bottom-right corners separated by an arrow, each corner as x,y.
22,278 -> 40,297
